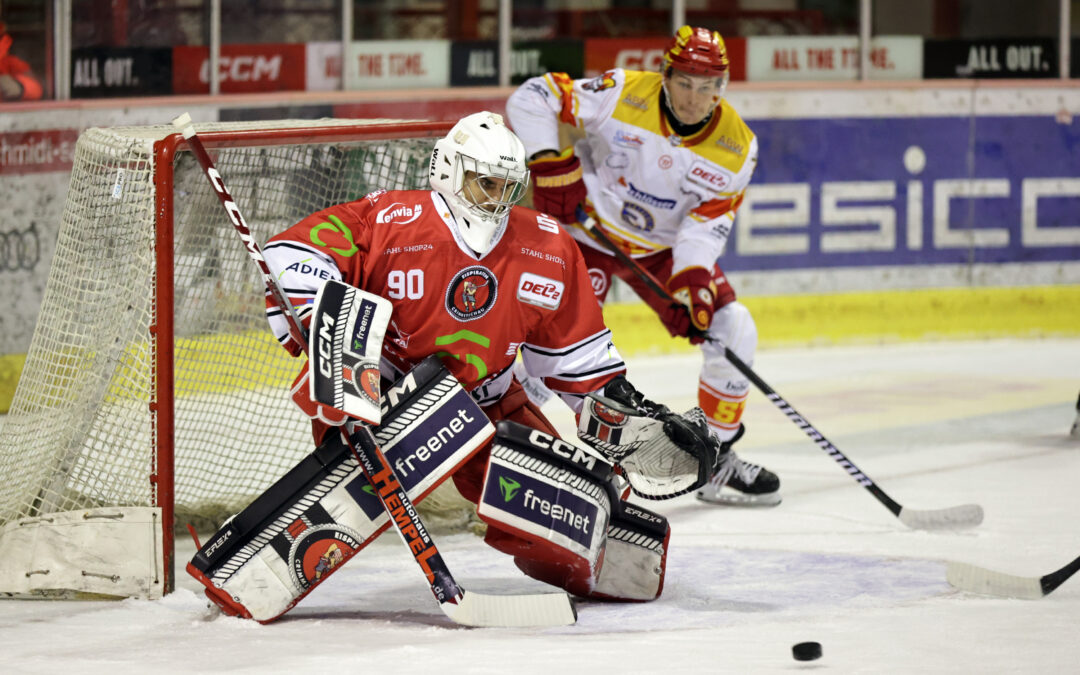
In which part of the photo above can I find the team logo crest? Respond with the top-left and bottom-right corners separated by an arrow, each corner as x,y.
589,399 -> 629,427
445,265 -> 498,321
288,524 -> 364,591
355,367 -> 381,402
582,70 -> 616,92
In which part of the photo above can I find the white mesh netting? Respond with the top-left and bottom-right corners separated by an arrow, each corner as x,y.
0,119 -> 479,550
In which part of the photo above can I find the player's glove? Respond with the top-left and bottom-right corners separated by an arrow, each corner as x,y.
529,148 -> 588,223
658,303 -> 693,341
289,362 -> 349,427
666,266 -> 717,345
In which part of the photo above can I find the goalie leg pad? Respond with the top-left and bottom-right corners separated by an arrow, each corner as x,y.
591,501 -> 670,601
478,421 -> 670,601
187,356 -> 494,622
478,421 -> 617,598
451,377 -> 561,505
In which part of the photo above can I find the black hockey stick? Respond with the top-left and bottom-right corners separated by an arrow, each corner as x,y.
581,217 -> 983,530
172,113 -> 576,627
946,554 -> 1080,599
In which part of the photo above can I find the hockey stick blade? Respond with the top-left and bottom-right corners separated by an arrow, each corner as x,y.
898,504 -> 984,530
175,112 -> 577,627
579,214 -> 983,531
946,554 -> 1080,600
446,589 -> 577,628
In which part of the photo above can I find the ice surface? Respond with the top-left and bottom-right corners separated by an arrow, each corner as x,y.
2,338 -> 1078,674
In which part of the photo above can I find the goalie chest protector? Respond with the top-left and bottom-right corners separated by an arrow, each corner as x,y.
187,356 -> 493,622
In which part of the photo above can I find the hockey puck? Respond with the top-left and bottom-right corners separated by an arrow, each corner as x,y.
792,642 -> 822,661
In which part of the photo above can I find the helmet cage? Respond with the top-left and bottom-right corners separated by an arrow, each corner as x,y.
453,152 -> 529,223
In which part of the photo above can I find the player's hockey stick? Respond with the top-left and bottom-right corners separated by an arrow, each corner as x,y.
172,113 -> 576,627
946,554 -> 1080,599
581,216 -> 982,530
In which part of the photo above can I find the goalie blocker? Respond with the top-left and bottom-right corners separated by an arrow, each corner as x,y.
479,421 -> 670,601
187,356 -> 494,622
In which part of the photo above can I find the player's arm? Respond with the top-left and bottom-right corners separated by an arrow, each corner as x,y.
263,200 -> 372,355
517,233 -> 627,409
507,71 -> 623,223
666,136 -> 759,335
264,199 -> 374,425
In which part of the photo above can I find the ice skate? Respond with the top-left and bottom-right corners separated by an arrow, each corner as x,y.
696,425 -> 781,507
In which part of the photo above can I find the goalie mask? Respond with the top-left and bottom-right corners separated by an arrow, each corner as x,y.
430,111 -> 530,254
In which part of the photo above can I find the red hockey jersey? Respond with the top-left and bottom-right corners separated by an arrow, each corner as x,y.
264,189 -> 626,409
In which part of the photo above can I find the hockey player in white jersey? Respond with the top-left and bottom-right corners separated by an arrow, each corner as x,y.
506,25 -> 780,506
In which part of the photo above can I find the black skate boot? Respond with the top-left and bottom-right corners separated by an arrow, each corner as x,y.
695,424 -> 781,507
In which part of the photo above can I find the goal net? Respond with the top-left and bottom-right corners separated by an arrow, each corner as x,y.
0,117 -> 481,600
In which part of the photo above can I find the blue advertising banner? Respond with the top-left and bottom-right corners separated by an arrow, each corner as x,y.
725,115 -> 1080,272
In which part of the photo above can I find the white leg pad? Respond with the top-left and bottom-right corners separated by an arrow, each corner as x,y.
592,502 -> 670,601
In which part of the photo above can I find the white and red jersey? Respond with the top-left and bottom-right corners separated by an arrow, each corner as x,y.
263,189 -> 626,410
506,68 -> 758,272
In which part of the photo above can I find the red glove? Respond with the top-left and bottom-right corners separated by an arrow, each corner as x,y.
529,148 -> 588,223
659,303 -> 692,339
666,267 -> 717,344
289,362 -> 349,427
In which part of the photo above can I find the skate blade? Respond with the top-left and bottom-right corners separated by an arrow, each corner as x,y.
695,490 -> 782,507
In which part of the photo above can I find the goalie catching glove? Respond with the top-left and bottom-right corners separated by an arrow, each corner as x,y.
576,376 -> 721,500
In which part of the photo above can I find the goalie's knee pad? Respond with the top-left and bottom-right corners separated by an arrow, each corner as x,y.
478,421 -> 669,601
478,420 -> 616,597
591,499 -> 670,601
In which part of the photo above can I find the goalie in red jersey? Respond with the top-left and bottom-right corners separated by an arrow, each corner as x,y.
257,112 -> 730,603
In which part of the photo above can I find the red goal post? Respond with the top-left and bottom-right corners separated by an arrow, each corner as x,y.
0,118 -> 454,599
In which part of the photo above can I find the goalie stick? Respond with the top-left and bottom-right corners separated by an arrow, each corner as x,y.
580,215 -> 983,531
172,113 -> 576,627
946,553 -> 1080,600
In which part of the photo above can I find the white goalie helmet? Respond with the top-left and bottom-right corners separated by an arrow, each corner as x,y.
429,111 -> 530,253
